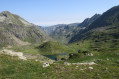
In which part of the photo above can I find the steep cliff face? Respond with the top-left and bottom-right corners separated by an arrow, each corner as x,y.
0,11 -> 48,47
79,14 -> 101,27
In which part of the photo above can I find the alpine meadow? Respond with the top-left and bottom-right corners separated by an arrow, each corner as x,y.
0,0 -> 119,79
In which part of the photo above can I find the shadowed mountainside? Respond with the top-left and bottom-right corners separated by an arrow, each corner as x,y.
69,5 -> 119,43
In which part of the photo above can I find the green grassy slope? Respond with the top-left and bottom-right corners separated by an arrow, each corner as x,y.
68,26 -> 119,63
7,41 -> 75,55
67,5 -> 119,64
0,54 -> 119,79
37,41 -> 75,55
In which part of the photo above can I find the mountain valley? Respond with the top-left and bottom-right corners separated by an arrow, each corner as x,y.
0,5 -> 119,79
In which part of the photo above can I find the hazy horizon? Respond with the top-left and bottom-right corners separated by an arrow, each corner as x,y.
0,0 -> 119,26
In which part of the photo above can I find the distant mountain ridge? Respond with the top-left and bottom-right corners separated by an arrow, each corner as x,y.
44,14 -> 101,43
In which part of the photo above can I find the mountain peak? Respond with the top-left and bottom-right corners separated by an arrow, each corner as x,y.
91,14 -> 101,19
0,11 -> 12,17
93,13 -> 101,16
79,14 -> 101,27
1,11 -> 11,14
0,11 -> 32,26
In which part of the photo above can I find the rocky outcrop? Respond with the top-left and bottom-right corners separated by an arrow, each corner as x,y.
43,63 -> 50,67
0,11 -> 48,47
56,54 -> 69,61
24,53 -> 55,64
64,62 -> 96,66
0,49 -> 55,64
1,49 -> 27,60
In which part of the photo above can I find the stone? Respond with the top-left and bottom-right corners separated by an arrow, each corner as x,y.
2,49 -> 27,60
89,67 -> 93,70
43,63 -> 50,67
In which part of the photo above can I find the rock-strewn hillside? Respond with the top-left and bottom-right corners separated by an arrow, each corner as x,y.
0,11 -> 48,47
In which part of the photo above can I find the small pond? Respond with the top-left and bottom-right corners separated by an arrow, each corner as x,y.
44,53 -> 67,60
